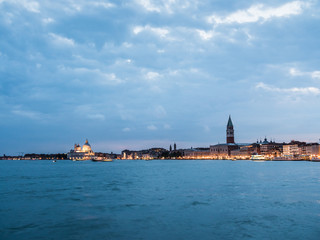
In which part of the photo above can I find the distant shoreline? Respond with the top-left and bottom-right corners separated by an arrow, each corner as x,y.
1,158 -> 320,162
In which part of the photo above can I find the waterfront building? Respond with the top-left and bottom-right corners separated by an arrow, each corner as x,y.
121,148 -> 167,160
230,143 -> 260,159
259,138 -> 283,157
183,148 -> 211,159
282,140 -> 308,158
283,144 -> 300,157
67,139 -> 95,160
306,143 -> 320,156
210,144 -> 238,158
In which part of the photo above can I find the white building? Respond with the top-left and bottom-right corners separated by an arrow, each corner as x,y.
67,139 -> 95,160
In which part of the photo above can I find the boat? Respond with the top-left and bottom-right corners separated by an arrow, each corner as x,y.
93,159 -> 113,162
310,157 -> 320,162
91,157 -> 113,162
251,154 -> 266,161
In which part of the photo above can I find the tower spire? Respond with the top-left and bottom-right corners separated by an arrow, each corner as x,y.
226,115 -> 235,144
227,115 -> 233,127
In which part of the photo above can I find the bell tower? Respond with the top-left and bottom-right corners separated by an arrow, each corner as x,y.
226,115 -> 234,144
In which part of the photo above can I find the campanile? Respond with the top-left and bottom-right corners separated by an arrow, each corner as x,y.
226,115 -> 235,144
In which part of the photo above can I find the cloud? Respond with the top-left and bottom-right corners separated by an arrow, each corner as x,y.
0,0 -> 41,13
74,105 -> 105,121
12,109 -> 45,120
289,68 -> 320,80
154,105 -> 167,118
203,125 -> 210,132
90,2 -> 115,9
208,1 -> 309,25
87,71 -> 122,85
55,1 -> 115,14
135,0 -> 161,13
134,0 -> 193,14
256,82 -> 320,95
49,33 -> 75,47
87,114 -> 105,121
117,105 -> 135,121
42,17 -> 54,24
59,66 -> 123,85
1,0 -> 320,154
311,72 -> 320,79
196,29 -> 215,40
145,71 -> 161,80
147,124 -> 157,130
122,127 -> 131,132
21,0 -> 40,13
133,25 -> 170,39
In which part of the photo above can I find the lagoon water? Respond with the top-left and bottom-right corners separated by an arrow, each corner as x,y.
1,160 -> 320,240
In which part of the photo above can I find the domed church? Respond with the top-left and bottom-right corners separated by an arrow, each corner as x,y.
82,139 -> 93,152
67,139 -> 95,160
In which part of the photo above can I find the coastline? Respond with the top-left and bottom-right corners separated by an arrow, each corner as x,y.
1,158 -> 320,162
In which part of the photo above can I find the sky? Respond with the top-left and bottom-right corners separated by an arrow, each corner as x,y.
1,0 -> 320,155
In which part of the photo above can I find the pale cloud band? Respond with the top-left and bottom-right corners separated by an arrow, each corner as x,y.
0,0 -> 40,13
256,82 -> 320,95
133,25 -> 170,39
289,68 -> 320,80
208,1 -> 309,25
49,33 -> 75,47
134,0 -> 192,14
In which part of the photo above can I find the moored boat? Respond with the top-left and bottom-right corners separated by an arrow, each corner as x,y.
92,157 -> 113,162
310,157 -> 320,162
251,154 -> 265,161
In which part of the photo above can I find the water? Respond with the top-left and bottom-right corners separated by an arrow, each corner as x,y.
1,160 -> 320,240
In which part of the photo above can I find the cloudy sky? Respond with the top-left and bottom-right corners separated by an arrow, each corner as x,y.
1,0 -> 320,154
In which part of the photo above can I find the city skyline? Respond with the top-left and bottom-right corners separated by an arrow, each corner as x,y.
2,115 -> 320,156
1,1 -> 320,155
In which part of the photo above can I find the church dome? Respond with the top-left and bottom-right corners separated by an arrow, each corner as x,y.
82,139 -> 92,152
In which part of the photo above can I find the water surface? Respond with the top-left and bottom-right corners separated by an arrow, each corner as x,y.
1,160 -> 320,239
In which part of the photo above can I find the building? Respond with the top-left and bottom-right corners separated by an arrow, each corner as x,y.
210,144 -> 238,158
210,115 -> 239,158
306,144 -> 320,156
259,138 -> 283,157
230,143 -> 260,158
67,139 -> 95,160
283,144 -> 300,157
183,148 -> 211,159
121,148 -> 167,160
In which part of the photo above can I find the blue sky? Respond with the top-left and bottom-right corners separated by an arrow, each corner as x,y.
1,0 -> 320,154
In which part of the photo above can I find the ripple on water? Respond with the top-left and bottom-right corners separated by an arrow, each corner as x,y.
191,201 -> 210,206
70,197 -> 82,201
7,223 -> 39,231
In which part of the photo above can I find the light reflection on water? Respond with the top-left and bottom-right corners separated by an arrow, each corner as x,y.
1,160 -> 320,240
